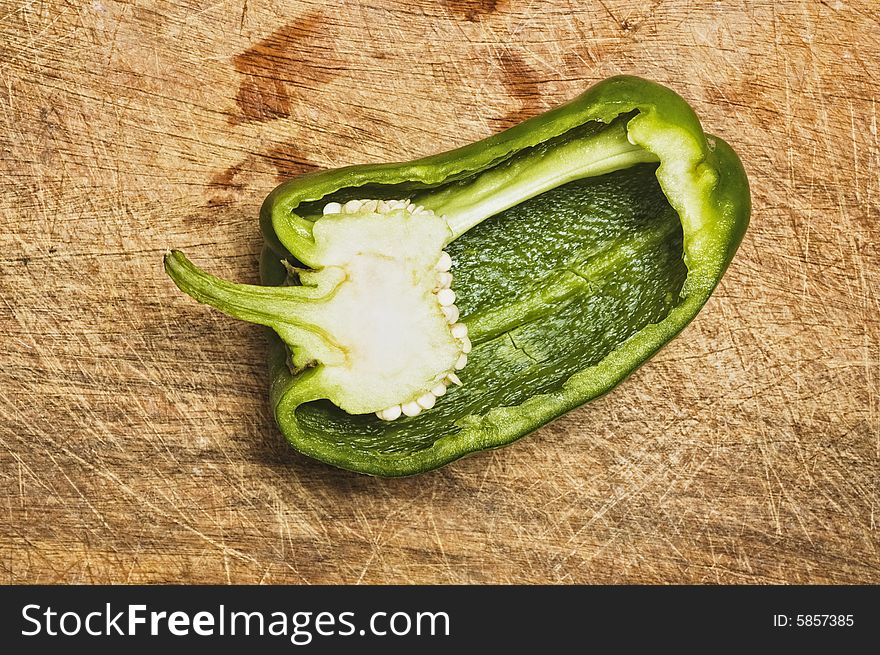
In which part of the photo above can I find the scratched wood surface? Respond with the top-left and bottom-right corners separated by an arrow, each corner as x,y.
1,0 -> 877,584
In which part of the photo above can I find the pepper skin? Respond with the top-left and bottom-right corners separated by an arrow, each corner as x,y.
165,76 -> 750,476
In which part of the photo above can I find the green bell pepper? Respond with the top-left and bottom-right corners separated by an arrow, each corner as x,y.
165,75 -> 750,476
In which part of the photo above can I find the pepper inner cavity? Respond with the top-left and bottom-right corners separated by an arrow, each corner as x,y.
294,164 -> 686,454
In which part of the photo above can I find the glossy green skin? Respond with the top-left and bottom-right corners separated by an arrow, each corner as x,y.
255,76 -> 750,476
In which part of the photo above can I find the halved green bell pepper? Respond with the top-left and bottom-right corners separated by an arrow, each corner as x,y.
165,75 -> 750,476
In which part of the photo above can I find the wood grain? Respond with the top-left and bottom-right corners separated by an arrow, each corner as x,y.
1,0 -> 877,584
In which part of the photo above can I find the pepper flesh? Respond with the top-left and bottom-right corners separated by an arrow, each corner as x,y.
165,76 -> 750,476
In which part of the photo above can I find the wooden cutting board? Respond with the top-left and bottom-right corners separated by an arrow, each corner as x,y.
1,0 -> 877,584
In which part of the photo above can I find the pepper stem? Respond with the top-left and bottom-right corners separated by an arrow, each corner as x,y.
164,250 -> 347,367
418,116 -> 658,240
